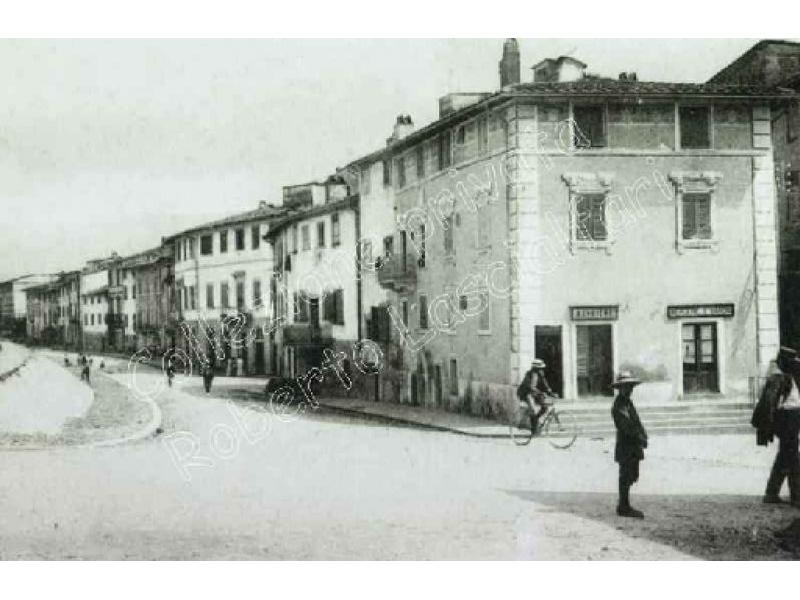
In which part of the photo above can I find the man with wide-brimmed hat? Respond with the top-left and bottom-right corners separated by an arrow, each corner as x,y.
611,370 -> 647,518
517,358 -> 555,434
755,346 -> 800,505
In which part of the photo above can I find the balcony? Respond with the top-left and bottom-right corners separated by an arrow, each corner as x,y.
376,253 -> 417,291
282,322 -> 334,348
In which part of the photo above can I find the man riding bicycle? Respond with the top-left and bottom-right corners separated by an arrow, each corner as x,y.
517,359 -> 556,434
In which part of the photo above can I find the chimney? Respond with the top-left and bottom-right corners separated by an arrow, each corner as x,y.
388,114 -> 414,144
258,200 -> 267,209
499,38 -> 521,88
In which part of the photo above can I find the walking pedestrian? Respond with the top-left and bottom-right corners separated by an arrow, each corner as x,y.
611,371 -> 647,519
202,362 -> 215,394
81,362 -> 91,385
755,347 -> 800,505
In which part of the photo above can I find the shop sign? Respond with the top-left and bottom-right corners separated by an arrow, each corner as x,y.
666,303 -> 734,319
570,305 -> 619,321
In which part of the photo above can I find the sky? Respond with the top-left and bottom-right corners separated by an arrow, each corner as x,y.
0,38 -> 763,281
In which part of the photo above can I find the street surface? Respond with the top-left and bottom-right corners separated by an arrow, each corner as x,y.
0,349 -> 797,559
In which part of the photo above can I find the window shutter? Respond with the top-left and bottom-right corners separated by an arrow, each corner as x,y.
683,196 -> 697,239
592,196 -> 606,240
695,195 -> 711,239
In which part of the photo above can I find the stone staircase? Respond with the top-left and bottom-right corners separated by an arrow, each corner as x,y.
556,397 -> 754,438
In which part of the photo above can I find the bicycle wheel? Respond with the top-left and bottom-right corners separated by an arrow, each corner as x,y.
508,411 -> 534,446
541,410 -> 578,449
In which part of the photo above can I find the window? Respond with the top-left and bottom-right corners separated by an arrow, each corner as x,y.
383,159 -> 392,186
361,166 -> 371,195
206,283 -> 214,309
252,225 -> 261,250
221,283 -> 230,309
418,294 -> 428,329
220,230 -> 228,253
396,156 -> 406,188
576,194 -> 608,241
788,101 -> 798,143
416,146 -> 425,178
236,280 -> 245,312
317,221 -> 326,248
200,234 -> 213,256
235,228 -> 245,250
573,105 -> 606,148
682,193 -> 712,240
253,279 -> 261,308
476,204 -> 492,248
123,286 -> 128,300
189,238 -> 195,259
449,359 -> 458,396
443,215 -> 454,256
132,284 -> 137,300
437,132 -> 452,170
84,314 -> 88,325
402,299 -> 409,327
323,289 -> 344,325
295,293 -> 309,323
668,171 -> 721,252
477,116 -> 488,153
383,235 -> 394,257
455,125 -> 466,145
132,313 -> 136,329
679,105 -> 711,149
291,225 -> 298,254
91,314 -> 94,326
478,291 -> 491,333
459,295 -> 468,311
418,224 -> 426,268
301,225 -> 310,250
331,213 -> 340,247
190,286 -> 196,310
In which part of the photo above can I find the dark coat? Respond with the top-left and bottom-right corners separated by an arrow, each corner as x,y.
752,371 -> 793,446
612,395 -> 648,463
516,369 -> 552,403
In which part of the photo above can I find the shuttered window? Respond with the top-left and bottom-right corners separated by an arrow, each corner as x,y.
419,294 -> 428,330
682,193 -> 712,240
576,194 -> 607,241
573,105 -> 606,148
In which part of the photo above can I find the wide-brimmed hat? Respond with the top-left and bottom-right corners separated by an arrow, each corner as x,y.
778,346 -> 798,361
530,359 -> 546,369
611,371 -> 642,388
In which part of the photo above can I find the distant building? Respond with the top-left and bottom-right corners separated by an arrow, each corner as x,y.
107,245 -> 175,355
266,177 -> 360,378
0,274 -> 58,339
80,254 -> 118,352
165,201 -> 286,376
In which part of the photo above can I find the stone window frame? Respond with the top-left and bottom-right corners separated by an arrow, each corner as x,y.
667,171 -> 722,254
561,172 -> 616,255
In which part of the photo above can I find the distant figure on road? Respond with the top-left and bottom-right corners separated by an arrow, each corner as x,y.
64,355 -> 70,367
80,362 -> 91,385
754,346 -> 800,505
611,371 -> 647,519
166,361 -> 176,387
202,363 -> 215,394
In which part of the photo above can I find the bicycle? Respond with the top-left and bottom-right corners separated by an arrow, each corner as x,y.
508,395 -> 578,449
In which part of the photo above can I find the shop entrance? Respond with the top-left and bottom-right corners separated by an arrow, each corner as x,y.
534,325 -> 563,397
682,322 -> 719,394
576,324 -> 614,397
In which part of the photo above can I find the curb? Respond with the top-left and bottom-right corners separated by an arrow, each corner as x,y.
0,361 -> 163,452
317,401 -> 509,439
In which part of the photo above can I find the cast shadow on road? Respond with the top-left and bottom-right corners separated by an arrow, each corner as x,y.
503,489 -> 800,560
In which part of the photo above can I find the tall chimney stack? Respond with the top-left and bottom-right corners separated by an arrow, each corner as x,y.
499,38 -> 521,88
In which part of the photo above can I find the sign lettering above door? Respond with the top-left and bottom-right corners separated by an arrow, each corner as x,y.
570,305 -> 619,321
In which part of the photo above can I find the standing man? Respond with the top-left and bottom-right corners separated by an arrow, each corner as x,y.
756,347 -> 800,504
611,371 -> 647,519
517,359 -> 554,434
202,362 -> 215,394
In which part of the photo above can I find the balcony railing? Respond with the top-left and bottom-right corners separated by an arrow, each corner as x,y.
282,322 -> 334,347
376,253 -> 417,291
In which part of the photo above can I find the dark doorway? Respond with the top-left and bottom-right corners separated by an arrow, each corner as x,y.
682,322 -> 719,394
535,325 -> 564,397
434,365 -> 443,407
309,297 -> 320,328
576,324 -> 614,397
254,341 -> 265,375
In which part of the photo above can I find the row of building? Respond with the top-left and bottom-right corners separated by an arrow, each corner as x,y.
3,39 -> 800,411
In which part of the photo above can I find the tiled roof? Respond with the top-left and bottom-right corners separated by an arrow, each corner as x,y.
510,78 -> 797,98
164,203 -> 287,241
264,196 -> 358,239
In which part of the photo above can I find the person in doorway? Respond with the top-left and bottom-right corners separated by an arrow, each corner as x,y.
202,362 -> 215,394
517,359 -> 555,434
611,371 -> 647,519
757,347 -> 800,504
